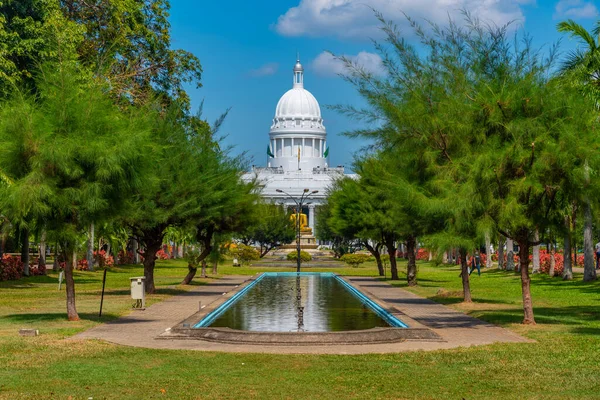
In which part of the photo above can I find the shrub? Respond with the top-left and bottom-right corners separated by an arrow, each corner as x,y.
287,251 -> 312,263
118,250 -> 134,265
340,253 -> 369,267
231,244 -> 260,265
0,255 -> 24,281
416,249 -> 430,261
93,250 -> 114,268
76,258 -> 88,271
29,258 -> 46,276
539,250 -> 564,276
156,249 -> 169,260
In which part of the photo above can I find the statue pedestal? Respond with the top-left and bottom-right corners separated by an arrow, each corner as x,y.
281,232 -> 318,250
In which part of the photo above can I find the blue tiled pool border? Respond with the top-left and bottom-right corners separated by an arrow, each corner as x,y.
194,272 -> 408,329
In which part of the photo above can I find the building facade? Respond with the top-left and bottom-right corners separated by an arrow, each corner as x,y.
243,58 -> 349,235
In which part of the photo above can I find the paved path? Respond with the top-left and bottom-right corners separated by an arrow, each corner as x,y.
73,276 -> 532,354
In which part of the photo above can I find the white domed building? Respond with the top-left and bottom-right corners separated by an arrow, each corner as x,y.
243,58 -> 349,237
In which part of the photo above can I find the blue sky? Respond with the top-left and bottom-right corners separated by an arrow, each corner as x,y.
168,0 -> 599,170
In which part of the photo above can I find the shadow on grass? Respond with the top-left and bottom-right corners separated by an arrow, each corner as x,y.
469,306 -> 600,332
1,312 -> 121,324
0,276 -> 103,288
428,296 -> 514,306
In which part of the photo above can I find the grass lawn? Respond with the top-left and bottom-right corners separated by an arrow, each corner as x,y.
0,259 -> 599,399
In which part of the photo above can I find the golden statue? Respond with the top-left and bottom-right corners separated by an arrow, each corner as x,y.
290,212 -> 312,234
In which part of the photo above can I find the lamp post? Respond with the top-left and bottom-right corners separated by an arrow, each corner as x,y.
276,188 -> 318,273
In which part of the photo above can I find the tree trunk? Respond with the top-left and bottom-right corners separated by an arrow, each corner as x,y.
21,228 -> 30,276
53,243 -> 59,272
212,259 -> 218,275
506,238 -> 514,271
201,263 -> 207,278
131,238 -> 139,264
442,251 -> 448,264
406,236 -> 417,286
182,264 -> 197,285
517,234 -> 535,325
63,248 -> 80,321
549,243 -> 556,278
572,209 -> 577,268
583,201 -> 597,281
485,233 -> 492,269
364,241 -> 384,276
141,232 -> 164,294
459,248 -> 472,302
563,216 -> 573,280
498,236 -> 505,270
87,223 -> 95,272
532,229 -> 540,274
384,236 -> 398,280
38,230 -> 47,272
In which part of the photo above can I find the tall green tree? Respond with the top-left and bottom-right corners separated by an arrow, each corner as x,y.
238,202 -> 295,258
0,0 -> 83,98
324,177 -> 387,276
557,19 -> 600,282
0,0 -> 202,106
336,12 -> 600,323
59,0 -> 202,107
0,62 -> 149,320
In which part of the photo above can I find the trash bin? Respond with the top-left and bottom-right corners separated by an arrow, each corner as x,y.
130,276 -> 145,309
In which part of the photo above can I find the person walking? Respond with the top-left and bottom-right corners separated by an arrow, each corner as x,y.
469,251 -> 481,276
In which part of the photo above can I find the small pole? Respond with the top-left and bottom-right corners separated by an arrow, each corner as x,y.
99,268 -> 107,317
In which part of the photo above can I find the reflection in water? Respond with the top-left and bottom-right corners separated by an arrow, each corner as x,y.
209,275 -> 390,332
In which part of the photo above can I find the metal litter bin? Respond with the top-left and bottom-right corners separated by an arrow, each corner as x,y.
130,276 -> 145,309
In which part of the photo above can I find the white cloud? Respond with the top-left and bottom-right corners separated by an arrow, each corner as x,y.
249,63 -> 279,77
275,0 -> 533,40
554,0 -> 599,19
312,51 -> 386,77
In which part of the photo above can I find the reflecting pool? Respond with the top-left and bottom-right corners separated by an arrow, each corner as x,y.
198,273 -> 404,332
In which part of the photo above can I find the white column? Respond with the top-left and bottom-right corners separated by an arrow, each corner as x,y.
302,137 -> 305,157
308,205 -> 315,233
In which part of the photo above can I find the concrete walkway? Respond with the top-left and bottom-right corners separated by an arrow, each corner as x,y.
73,275 -> 532,354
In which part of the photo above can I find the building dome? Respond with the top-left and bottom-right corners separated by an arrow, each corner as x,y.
270,58 -> 325,133
274,88 -> 321,119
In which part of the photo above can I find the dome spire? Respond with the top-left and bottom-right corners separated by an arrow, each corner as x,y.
293,56 -> 304,89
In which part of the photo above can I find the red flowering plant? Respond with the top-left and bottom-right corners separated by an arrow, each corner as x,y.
118,250 -> 134,265
0,254 -> 24,281
76,258 -> 89,271
538,249 -> 565,276
416,249 -> 430,260
156,249 -> 169,260
29,257 -> 46,276
93,250 -> 114,268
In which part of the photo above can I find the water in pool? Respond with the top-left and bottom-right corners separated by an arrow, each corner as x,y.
207,274 -> 391,332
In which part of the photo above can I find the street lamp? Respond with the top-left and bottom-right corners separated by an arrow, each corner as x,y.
276,188 -> 319,273
276,188 -> 318,332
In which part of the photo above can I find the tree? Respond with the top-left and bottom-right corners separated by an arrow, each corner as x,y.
335,11 -> 600,323
60,0 -> 202,107
323,178 -> 386,276
231,244 -> 260,265
239,202 -> 295,257
315,203 -> 359,258
557,19 -> 600,282
0,62 -> 149,320
0,0 -> 83,98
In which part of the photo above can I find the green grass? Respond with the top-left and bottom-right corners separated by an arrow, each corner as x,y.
0,259 -> 599,399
